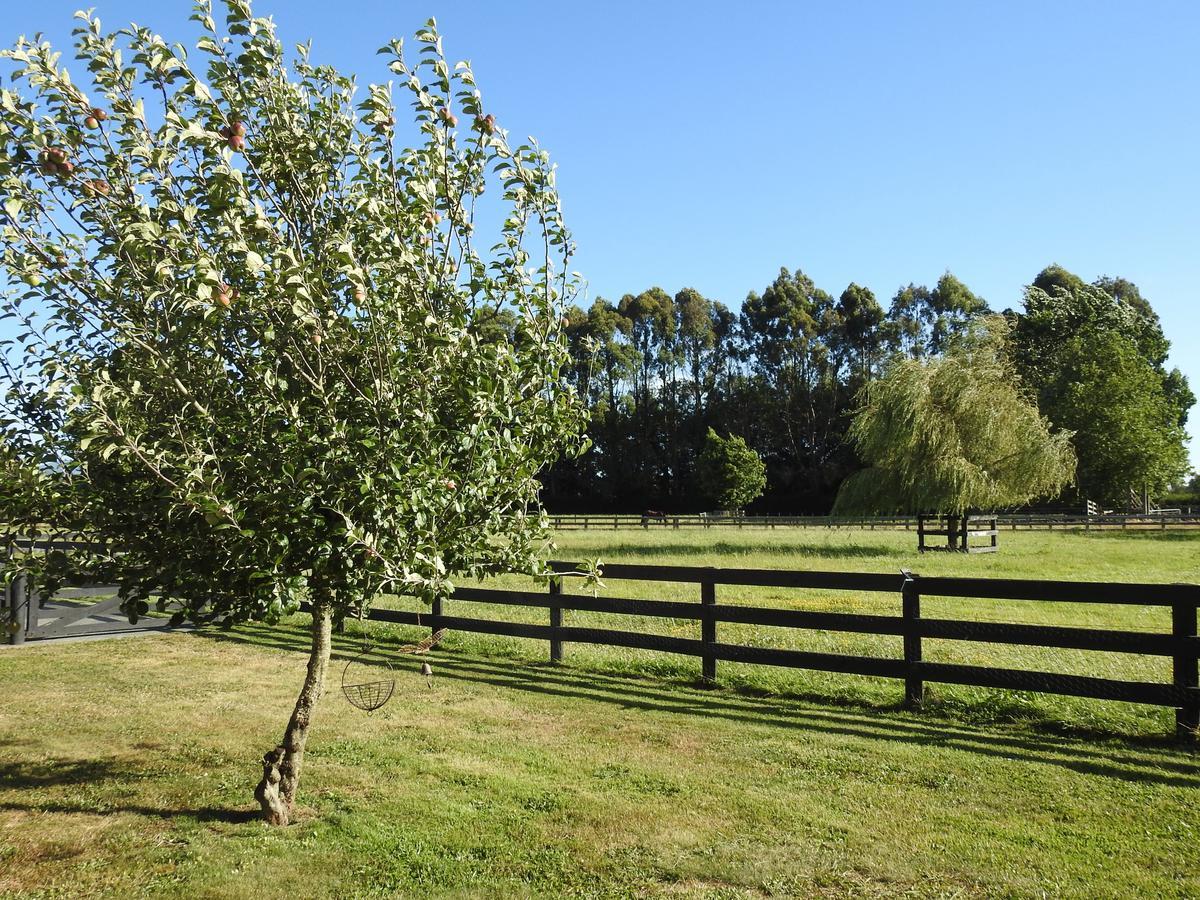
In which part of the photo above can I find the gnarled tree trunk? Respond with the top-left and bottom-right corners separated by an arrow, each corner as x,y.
255,597 -> 333,825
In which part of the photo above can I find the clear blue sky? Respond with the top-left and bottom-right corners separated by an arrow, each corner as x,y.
4,1 -> 1198,467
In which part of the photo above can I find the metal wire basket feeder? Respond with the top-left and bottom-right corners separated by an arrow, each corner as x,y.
340,652 -> 395,712
339,628 -> 447,712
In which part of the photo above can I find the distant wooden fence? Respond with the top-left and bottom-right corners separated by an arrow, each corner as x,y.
335,561 -> 1200,738
548,513 -> 1200,531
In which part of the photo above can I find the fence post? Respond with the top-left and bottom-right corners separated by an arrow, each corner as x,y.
549,576 -> 563,663
8,572 -> 29,645
1173,596 -> 1198,738
701,572 -> 716,684
430,594 -> 443,639
5,576 -> 15,645
902,572 -> 924,707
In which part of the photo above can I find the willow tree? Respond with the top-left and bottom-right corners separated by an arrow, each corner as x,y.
833,319 -> 1075,515
0,1 -> 585,824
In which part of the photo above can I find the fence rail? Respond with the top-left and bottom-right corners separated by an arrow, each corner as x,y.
7,540 -> 1198,737
328,560 -> 1200,738
547,513 -> 1200,531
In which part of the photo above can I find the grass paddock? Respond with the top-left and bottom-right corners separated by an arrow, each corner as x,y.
1,528 -> 1197,897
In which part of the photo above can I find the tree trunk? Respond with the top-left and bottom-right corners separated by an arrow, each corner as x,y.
254,597 -> 333,826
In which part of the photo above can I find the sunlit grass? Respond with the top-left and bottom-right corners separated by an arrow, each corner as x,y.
1,630 -> 1198,898
1,529 -> 1198,897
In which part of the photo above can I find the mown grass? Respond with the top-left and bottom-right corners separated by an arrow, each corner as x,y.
0,528 -> 1197,897
2,629 -> 1199,898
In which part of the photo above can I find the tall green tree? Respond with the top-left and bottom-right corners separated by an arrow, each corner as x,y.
675,287 -> 715,415
1009,266 -> 1192,503
741,267 -> 843,473
0,3 -> 584,823
834,319 -> 1075,514
618,287 -> 674,410
695,428 -> 766,511
1037,329 -> 1189,504
834,282 -> 885,383
886,272 -> 989,358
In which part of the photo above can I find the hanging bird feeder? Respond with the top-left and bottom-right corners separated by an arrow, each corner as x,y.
340,628 -> 448,712
340,651 -> 396,712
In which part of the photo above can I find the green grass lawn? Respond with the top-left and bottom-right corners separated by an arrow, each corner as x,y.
1,529 -> 1198,897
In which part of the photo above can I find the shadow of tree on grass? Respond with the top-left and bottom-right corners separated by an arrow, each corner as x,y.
586,540 -> 910,559
194,626 -> 1200,790
0,742 -> 256,823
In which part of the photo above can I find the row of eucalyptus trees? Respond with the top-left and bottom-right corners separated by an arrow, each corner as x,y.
541,264 -> 1192,513
541,269 -> 988,512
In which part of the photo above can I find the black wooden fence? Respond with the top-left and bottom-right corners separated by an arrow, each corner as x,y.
548,513 -> 1200,531
7,544 -> 1198,737
344,561 -> 1200,738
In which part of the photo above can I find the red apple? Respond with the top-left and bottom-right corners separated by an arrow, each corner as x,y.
438,107 -> 457,128
228,134 -> 246,151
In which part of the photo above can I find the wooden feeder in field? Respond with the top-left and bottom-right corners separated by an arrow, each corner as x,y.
917,514 -> 999,553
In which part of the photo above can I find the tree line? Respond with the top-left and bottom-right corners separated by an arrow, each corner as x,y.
540,264 -> 1193,513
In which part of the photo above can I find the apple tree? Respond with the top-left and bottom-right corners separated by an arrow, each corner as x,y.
0,0 -> 585,824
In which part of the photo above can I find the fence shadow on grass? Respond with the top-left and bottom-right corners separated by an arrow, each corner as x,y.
580,540 -> 909,560
1079,530 -> 1200,543
196,626 -> 1200,791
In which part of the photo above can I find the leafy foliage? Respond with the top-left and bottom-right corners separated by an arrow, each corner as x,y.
0,2 -> 585,623
833,319 -> 1076,515
886,273 -> 989,358
549,268 -> 993,512
0,0 -> 588,824
695,428 -> 766,511
548,262 -> 1190,514
1009,267 -> 1192,503
1036,329 -> 1189,505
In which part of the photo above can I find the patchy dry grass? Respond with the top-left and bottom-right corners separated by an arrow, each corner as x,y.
1,529 -> 1198,897
2,624 -> 1199,898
